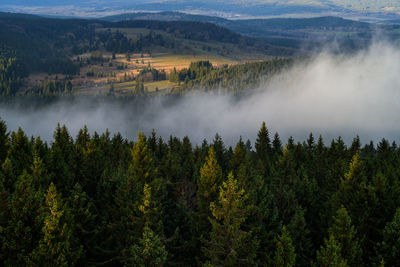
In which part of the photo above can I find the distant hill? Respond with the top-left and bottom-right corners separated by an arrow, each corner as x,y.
102,12 -> 386,49
0,12 -> 277,76
102,12 -> 373,36
103,11 -> 228,24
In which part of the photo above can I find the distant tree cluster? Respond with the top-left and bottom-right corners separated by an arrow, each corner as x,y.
137,65 -> 166,82
25,79 -> 74,96
0,119 -> 400,266
0,56 -> 25,96
171,59 -> 292,94
99,30 -> 169,54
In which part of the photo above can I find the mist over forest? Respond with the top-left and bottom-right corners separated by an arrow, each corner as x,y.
3,5 -> 400,267
1,41 -> 399,145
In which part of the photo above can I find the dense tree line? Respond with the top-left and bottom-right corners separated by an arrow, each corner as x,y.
0,56 -> 26,96
99,30 -> 171,54
0,119 -> 400,266
170,59 -> 292,94
25,79 -> 74,96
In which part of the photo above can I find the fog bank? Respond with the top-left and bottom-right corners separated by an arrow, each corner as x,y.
1,42 -> 400,145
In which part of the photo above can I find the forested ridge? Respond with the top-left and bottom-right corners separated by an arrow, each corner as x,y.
0,12 -> 280,96
0,119 -> 399,266
0,12 -> 252,75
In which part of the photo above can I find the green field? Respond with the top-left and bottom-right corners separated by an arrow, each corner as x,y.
114,80 -> 178,94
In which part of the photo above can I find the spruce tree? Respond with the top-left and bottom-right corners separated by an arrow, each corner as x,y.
197,147 -> 223,230
0,118 -> 8,164
274,226 -> 296,267
202,172 -> 258,266
33,182 -> 82,266
317,235 -> 347,267
336,153 -> 368,228
328,207 -> 361,266
130,132 -> 156,186
126,183 -> 167,266
1,171 -> 43,265
254,122 -> 272,176
378,208 -> 400,266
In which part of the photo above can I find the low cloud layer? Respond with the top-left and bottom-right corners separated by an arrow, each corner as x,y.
1,42 -> 400,146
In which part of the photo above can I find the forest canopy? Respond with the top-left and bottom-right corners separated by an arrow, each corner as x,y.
0,119 -> 399,266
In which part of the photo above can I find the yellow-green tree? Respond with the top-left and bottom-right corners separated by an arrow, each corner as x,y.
202,172 -> 258,266
274,226 -> 296,267
33,182 -> 82,266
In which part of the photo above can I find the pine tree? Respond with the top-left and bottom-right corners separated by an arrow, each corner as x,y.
317,235 -> 347,267
130,132 -> 156,187
197,147 -> 223,230
272,132 -> 283,159
378,208 -> 400,266
212,134 -> 229,175
230,138 -> 249,188
202,172 -> 258,266
335,153 -> 368,228
328,207 -> 362,266
0,118 -> 8,164
50,124 -> 76,195
254,122 -> 272,176
246,173 -> 280,265
8,128 -> 32,178
33,182 -> 82,266
126,183 -> 167,266
1,171 -> 43,265
65,183 -> 97,264
274,226 -> 296,267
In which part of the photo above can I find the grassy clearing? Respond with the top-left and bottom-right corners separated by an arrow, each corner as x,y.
114,80 -> 178,93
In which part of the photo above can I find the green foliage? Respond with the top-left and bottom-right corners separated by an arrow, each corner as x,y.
328,207 -> 362,266
254,121 -> 272,175
125,183 -> 167,266
32,182 -> 82,266
0,118 -> 9,164
274,226 -> 296,267
1,171 -> 43,265
0,56 -> 25,95
317,235 -> 348,267
197,147 -> 223,228
378,208 -> 400,266
129,225 -> 168,267
202,172 -> 258,266
175,59 -> 291,94
0,121 -> 400,266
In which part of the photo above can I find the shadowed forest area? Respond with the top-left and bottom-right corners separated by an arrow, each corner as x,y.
0,120 -> 399,266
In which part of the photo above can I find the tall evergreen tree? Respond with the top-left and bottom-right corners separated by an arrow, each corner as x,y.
197,147 -> 223,230
202,172 -> 258,266
0,118 -> 8,164
378,208 -> 400,266
33,182 -> 82,266
125,183 -> 167,266
254,122 -> 272,177
1,171 -> 43,265
328,207 -> 362,266
274,226 -> 296,267
317,235 -> 347,267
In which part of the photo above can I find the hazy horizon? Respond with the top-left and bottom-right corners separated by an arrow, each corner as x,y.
1,0 -> 400,21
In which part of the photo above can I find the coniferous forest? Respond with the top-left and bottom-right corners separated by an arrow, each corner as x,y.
0,119 -> 400,266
